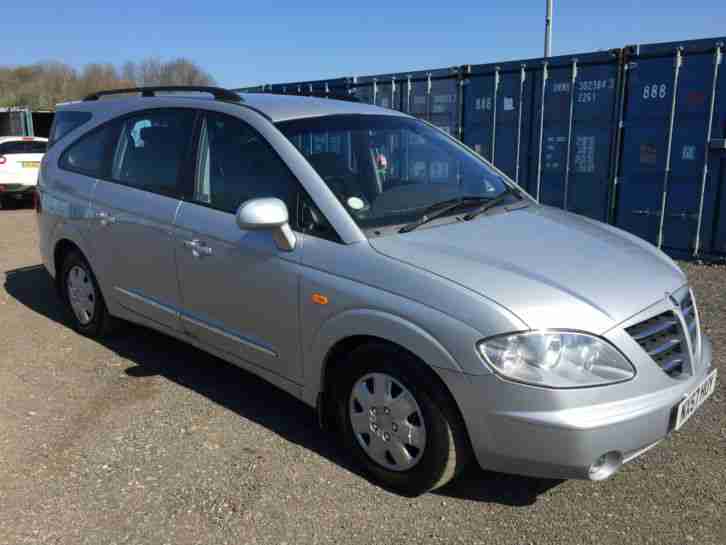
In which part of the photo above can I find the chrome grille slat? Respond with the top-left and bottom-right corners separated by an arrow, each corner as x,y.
626,310 -> 687,377
629,317 -> 679,341
646,336 -> 681,357
660,353 -> 686,373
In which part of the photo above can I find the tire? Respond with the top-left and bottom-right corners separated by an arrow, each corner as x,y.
60,250 -> 116,338
336,342 -> 471,496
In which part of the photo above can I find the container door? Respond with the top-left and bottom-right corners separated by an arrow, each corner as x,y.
429,76 -> 458,136
462,72 -> 496,162
614,55 -> 679,246
701,58 -> 726,255
492,69 -> 531,183
352,83 -> 375,105
407,77 -> 429,121
566,62 -> 619,222
658,52 -> 716,253
374,79 -> 400,111
532,64 -> 572,209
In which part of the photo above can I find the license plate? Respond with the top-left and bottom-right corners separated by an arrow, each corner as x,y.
21,161 -> 40,168
675,369 -> 717,430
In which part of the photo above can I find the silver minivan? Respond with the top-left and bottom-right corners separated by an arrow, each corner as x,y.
37,86 -> 717,495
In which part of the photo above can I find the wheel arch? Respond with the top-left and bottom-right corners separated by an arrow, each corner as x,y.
53,238 -> 84,299
305,309 -> 467,431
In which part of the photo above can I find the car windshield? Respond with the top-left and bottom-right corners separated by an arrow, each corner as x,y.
276,114 -> 517,231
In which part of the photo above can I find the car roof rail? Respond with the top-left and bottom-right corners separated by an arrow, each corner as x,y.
264,89 -> 360,103
82,86 -> 242,103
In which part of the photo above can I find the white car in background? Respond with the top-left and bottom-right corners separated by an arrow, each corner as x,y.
0,136 -> 47,209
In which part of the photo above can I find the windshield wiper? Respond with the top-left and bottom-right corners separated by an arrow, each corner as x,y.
462,186 -> 523,221
398,196 -> 491,234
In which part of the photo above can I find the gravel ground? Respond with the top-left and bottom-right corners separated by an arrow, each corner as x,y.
0,208 -> 724,545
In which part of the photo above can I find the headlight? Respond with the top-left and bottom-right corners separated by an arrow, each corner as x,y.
477,331 -> 635,388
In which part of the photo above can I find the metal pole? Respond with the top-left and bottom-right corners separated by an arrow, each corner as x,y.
563,59 -> 578,210
514,64 -> 526,184
535,61 -> 549,201
607,50 -> 629,225
490,67 -> 500,162
693,44 -> 722,256
545,0 -> 553,58
457,72 -> 466,141
656,47 -> 683,249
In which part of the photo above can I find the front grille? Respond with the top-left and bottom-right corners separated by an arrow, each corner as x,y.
626,311 -> 687,377
680,292 -> 698,349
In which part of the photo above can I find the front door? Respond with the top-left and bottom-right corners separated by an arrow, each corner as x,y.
174,111 -> 303,382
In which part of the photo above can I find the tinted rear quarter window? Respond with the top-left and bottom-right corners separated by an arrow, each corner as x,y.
48,111 -> 93,147
60,123 -> 119,178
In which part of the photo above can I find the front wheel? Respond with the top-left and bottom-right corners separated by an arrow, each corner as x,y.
337,343 -> 471,496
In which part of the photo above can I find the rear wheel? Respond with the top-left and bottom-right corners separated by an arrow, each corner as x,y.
336,342 -> 471,496
60,251 -> 116,337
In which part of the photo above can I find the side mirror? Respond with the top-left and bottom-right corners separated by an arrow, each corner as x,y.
236,197 -> 296,252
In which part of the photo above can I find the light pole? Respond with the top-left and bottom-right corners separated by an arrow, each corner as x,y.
545,0 -> 553,58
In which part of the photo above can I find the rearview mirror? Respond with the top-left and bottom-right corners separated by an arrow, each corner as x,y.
236,198 -> 296,252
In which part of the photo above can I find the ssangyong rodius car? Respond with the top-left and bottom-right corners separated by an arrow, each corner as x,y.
36,86 -> 716,495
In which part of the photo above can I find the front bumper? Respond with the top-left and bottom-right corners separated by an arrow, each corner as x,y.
443,334 -> 714,480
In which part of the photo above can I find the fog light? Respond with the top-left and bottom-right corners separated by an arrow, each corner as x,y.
588,451 -> 623,481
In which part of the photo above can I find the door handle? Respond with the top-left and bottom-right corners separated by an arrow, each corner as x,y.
183,239 -> 213,257
95,211 -> 116,226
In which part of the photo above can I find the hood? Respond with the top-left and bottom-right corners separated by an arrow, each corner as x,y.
369,206 -> 686,334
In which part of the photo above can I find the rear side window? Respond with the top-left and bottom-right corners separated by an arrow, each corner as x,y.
48,111 -> 92,147
60,123 -> 119,178
110,109 -> 196,197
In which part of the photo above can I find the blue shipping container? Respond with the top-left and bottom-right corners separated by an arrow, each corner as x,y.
237,35 -> 726,259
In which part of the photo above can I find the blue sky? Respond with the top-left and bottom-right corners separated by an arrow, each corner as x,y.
5,1 -> 725,87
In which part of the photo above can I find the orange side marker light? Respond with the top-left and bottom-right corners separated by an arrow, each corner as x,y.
312,293 -> 329,305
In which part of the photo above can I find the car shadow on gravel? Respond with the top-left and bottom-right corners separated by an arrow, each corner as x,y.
5,264 -> 561,506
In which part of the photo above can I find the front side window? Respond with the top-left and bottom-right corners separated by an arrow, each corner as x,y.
194,112 -> 298,215
110,109 -> 195,197
277,115 -> 517,231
